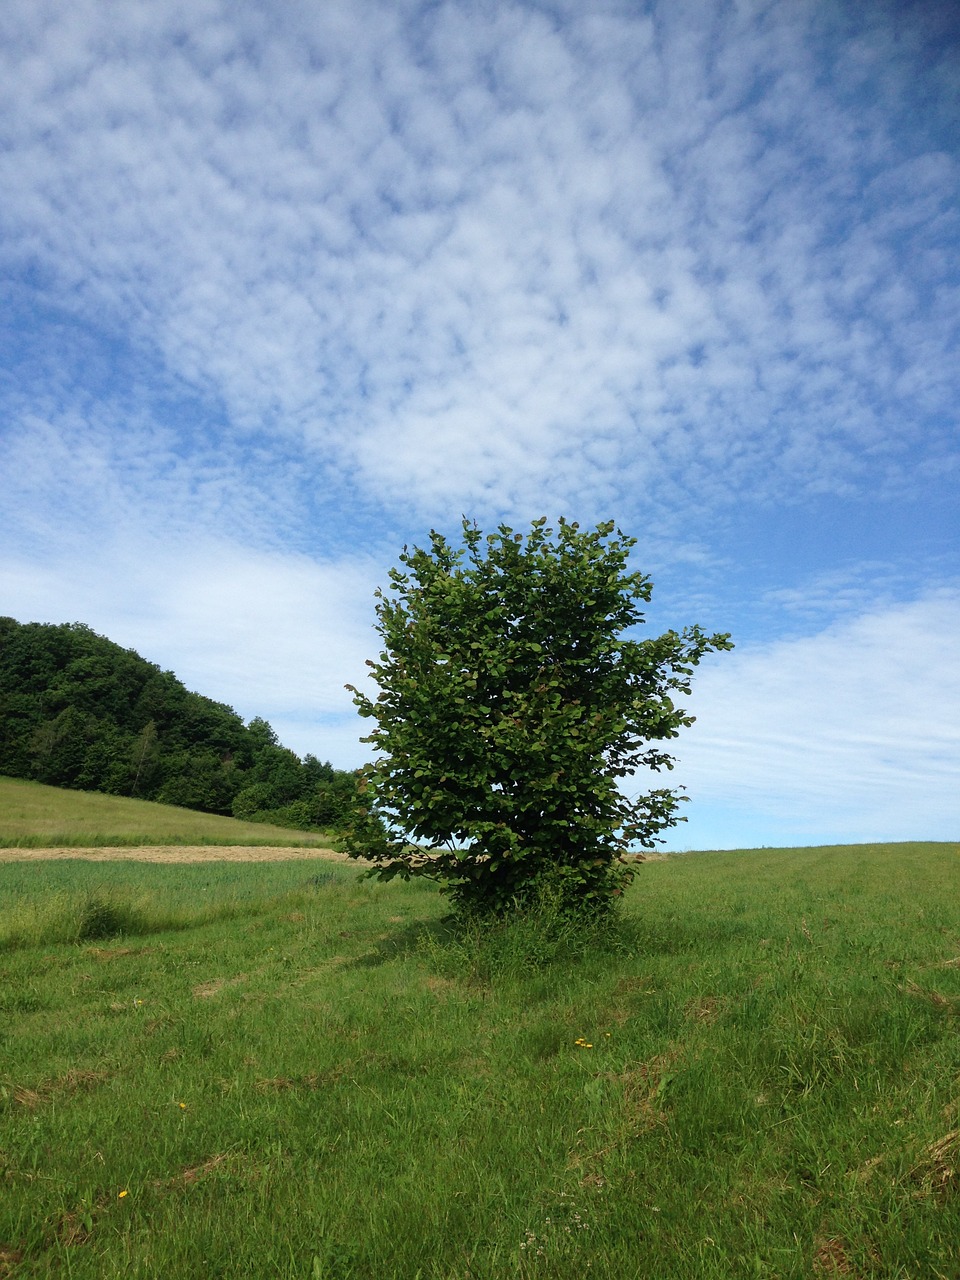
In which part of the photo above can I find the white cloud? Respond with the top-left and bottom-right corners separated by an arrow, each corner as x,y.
0,531 -> 383,766
0,0 -> 956,526
666,591 -> 960,846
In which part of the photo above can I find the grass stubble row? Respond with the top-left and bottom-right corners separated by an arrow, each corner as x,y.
1,842 -> 959,1278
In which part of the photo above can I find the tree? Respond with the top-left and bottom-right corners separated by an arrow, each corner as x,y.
345,518 -> 732,917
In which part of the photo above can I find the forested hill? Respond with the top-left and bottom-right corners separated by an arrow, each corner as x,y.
0,617 -> 360,831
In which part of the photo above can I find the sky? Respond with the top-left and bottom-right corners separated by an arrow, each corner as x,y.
1,0 -> 958,851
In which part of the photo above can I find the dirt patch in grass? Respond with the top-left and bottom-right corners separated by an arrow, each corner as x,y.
685,994 -> 725,1024
813,1235 -> 856,1276
0,844 -> 355,863
11,1069 -> 110,1110
0,1245 -> 24,1277
899,980 -> 960,1014
192,974 -> 247,999
87,945 -> 158,961
254,1075 -> 322,1092
909,1129 -> 960,1200
159,1152 -> 254,1189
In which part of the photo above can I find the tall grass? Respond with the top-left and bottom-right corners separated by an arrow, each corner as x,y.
0,886 -> 265,950
1,842 -> 959,1278
0,859 -> 344,950
418,875 -> 632,984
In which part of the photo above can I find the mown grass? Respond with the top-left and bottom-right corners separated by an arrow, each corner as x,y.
0,777 -> 334,848
1,842 -> 959,1278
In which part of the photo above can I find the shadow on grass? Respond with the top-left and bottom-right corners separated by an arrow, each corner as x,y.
346,916 -> 458,969
346,907 -> 752,976
620,911 -> 753,956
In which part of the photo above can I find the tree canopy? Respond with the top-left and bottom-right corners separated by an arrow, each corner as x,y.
345,518 -> 732,916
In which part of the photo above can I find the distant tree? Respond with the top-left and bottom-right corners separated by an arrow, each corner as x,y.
29,705 -> 91,786
346,518 -> 732,918
302,755 -> 337,785
232,782 -> 279,822
155,750 -> 234,814
246,716 -> 280,750
131,720 -> 160,795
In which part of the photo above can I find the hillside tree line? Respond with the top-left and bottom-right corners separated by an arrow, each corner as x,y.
0,617 -> 362,833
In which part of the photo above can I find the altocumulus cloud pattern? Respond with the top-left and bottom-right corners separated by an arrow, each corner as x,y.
1,0 -> 958,848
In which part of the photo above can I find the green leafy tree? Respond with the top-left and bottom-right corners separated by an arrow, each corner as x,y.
130,719 -> 160,795
345,518 -> 732,917
29,705 -> 93,786
155,750 -> 234,814
231,782 -> 279,822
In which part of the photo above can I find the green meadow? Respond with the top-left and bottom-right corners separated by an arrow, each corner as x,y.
2,836 -> 960,1277
0,777 -> 333,849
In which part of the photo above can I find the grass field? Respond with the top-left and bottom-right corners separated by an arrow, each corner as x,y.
0,777 -> 333,848
2,838 -> 959,1278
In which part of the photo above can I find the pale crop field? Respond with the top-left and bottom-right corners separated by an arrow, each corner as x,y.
1,825 -> 959,1276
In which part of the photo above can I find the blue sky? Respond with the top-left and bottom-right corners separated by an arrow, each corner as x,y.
1,0 -> 957,850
